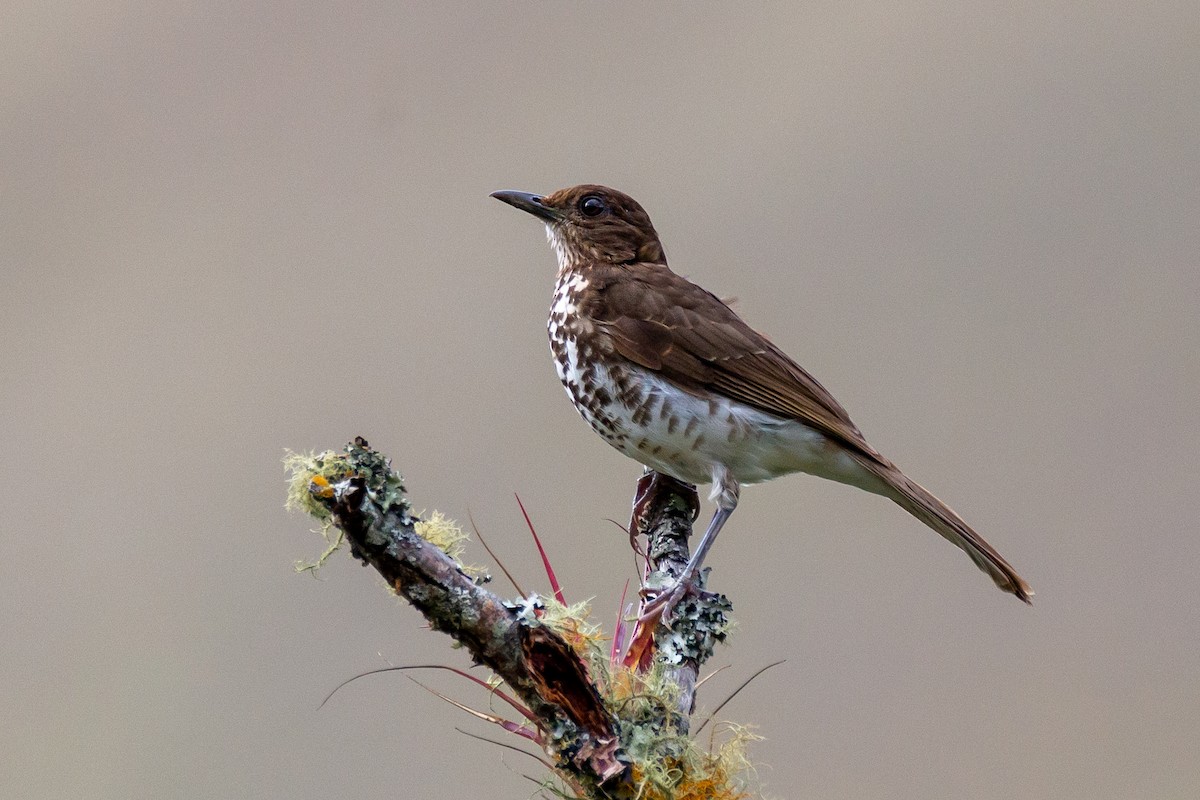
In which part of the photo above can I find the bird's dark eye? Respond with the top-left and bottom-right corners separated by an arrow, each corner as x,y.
580,195 -> 607,217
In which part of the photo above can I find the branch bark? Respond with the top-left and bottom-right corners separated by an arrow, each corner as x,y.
622,470 -> 732,721
288,438 -> 735,799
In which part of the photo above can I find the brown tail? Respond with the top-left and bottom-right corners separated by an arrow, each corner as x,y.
854,456 -> 1033,603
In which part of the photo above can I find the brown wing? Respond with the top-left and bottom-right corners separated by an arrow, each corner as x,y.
587,262 -> 884,464
585,262 -> 1034,602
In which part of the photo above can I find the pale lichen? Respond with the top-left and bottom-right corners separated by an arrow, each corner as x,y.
284,449 -> 354,572
285,450 -> 481,576
283,449 -> 353,520
414,510 -> 468,558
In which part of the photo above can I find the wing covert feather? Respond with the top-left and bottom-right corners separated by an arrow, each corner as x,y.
591,263 -> 881,462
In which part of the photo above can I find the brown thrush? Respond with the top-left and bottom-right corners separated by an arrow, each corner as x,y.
492,185 -> 1032,608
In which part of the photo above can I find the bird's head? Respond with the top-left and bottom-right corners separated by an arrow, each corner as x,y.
491,184 -> 665,271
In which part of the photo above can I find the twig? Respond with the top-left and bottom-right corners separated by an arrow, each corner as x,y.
291,439 -> 623,790
622,470 -> 732,722
288,440 -> 745,798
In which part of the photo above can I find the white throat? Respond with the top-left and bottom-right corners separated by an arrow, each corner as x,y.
545,224 -> 578,276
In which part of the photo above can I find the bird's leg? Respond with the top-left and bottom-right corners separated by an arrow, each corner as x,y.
683,506 -> 734,578
641,466 -> 739,621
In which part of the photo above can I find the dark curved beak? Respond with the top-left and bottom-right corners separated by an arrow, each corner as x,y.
490,190 -> 560,222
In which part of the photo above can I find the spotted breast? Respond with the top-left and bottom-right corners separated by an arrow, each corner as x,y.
547,269 -> 629,449
547,268 -> 847,494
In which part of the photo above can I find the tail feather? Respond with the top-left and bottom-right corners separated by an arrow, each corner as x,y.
855,456 -> 1033,603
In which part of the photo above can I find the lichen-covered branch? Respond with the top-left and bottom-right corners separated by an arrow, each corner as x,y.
622,471 -> 732,721
287,439 -> 622,791
286,438 -> 754,800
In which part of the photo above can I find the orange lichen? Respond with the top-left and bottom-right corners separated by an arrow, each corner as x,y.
309,473 -> 334,499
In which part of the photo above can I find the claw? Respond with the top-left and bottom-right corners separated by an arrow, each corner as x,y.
638,571 -> 697,625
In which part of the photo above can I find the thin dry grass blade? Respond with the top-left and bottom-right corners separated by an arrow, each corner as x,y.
454,727 -> 554,770
693,660 -> 786,736
320,663 -> 534,722
408,676 -> 540,741
468,510 -> 526,597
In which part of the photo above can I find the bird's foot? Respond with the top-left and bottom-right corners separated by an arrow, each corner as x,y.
638,571 -> 698,625
621,575 -> 695,670
623,570 -> 730,670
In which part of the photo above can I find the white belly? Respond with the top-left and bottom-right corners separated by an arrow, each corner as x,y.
557,346 -> 876,492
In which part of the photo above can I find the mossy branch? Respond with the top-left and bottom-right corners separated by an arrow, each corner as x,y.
285,438 -> 753,799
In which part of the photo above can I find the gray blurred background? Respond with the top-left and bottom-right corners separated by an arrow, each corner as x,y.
4,2 -> 1198,798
